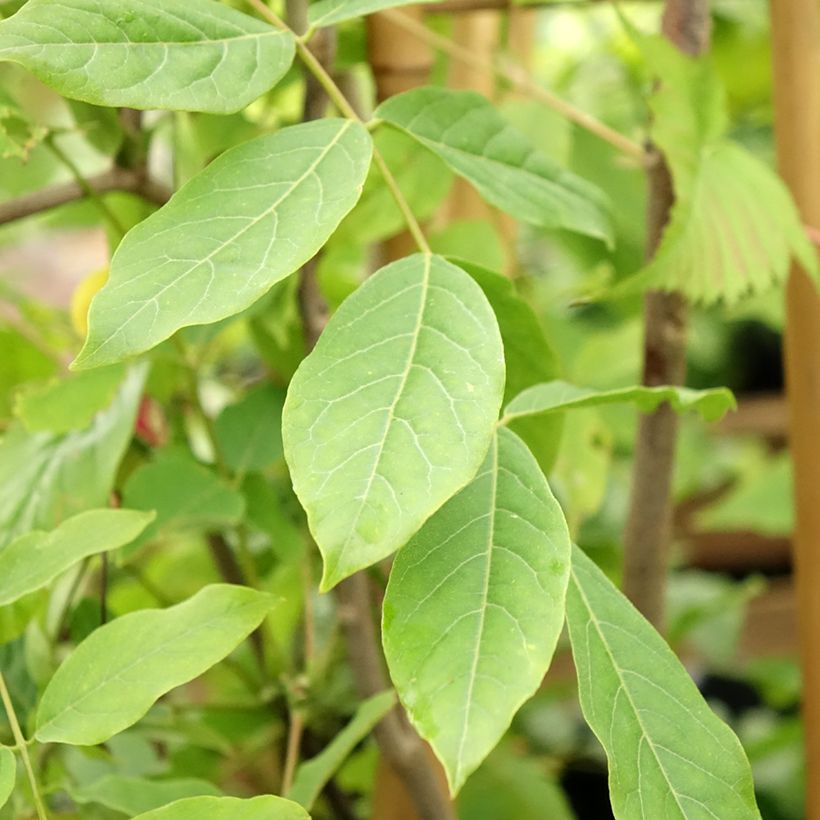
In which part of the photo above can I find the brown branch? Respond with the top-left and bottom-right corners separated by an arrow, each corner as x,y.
0,167 -> 171,226
621,0 -> 710,629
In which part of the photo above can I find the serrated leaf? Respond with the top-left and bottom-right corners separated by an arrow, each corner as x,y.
0,508 -> 154,606
133,795 -> 309,820
35,584 -> 274,744
73,119 -> 372,369
72,775 -> 221,816
383,428 -> 571,793
566,545 -> 761,819
283,253 -> 505,590
0,0 -> 295,114
0,365 -> 146,548
502,380 -> 735,424
288,690 -> 396,808
309,0 -> 437,27
0,748 -> 14,810
376,88 -> 612,243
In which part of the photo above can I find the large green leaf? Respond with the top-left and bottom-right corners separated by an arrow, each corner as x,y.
74,119 -> 372,369
376,88 -> 612,243
35,584 -> 274,744
502,380 -> 736,424
0,508 -> 154,606
383,428 -> 570,793
0,0 -> 294,114
0,365 -> 145,548
0,748 -> 14,810
288,690 -> 396,808
566,545 -> 761,819
133,795 -> 309,820
72,775 -> 221,816
309,0 -> 437,27
283,253 -> 505,590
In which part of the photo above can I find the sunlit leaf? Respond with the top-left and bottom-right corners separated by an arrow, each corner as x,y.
35,585 -> 274,744
309,0 -> 437,27
383,428 -> 570,793
283,253 -> 505,590
74,119 -> 372,369
0,0 -> 295,113
132,795 -> 309,819
566,545 -> 761,819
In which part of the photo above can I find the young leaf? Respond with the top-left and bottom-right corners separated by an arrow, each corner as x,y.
132,795 -> 309,820
309,0 -> 437,27
502,380 -> 736,424
71,775 -> 221,816
382,428 -> 571,793
0,0 -> 295,114
0,89 -> 47,161
0,508 -> 154,606
376,88 -> 612,243
0,748 -> 14,811
35,584 -> 275,745
283,253 -> 505,590
288,690 -> 396,808
566,546 -> 761,819
74,119 -> 372,369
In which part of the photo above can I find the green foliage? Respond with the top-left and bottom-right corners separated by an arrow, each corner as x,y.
70,775 -> 221,816
309,0 -> 438,28
131,795 -> 309,819
0,748 -> 14,811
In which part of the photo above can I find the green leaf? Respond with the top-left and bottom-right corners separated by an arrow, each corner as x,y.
214,384 -> 285,475
14,364 -> 125,433
0,365 -> 146,548
502,380 -> 736,424
0,747 -> 14,810
383,428 -> 571,793
309,0 -> 437,27
35,584 -> 274,744
283,253 -> 505,590
288,690 -> 396,809
72,775 -> 221,816
0,0 -> 295,114
566,545 -> 761,819
0,88 -> 47,160
74,119 -> 372,369
0,508 -> 154,606
133,796 -> 308,820
376,88 -> 612,243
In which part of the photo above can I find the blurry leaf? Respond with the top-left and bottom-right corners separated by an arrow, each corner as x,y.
121,451 -> 245,550
0,88 -> 46,160
0,747 -> 14,810
288,690 -> 396,808
566,545 -> 762,819
429,222 -> 505,273
14,364 -> 125,433
72,775 -> 221,816
67,100 -> 123,155
283,254 -> 505,590
0,327 -> 57,416
249,278 -> 306,382
383,429 -> 571,793
0,364 -> 146,548
132,795 -> 309,819
377,88 -> 612,243
0,0 -> 295,113
0,591 -> 45,645
242,474 -> 305,564
70,267 -> 109,338
74,120 -> 372,369
0,508 -> 154,606
36,585 -> 275,744
309,0 -> 437,27
503,380 -> 736,423
214,384 -> 285,475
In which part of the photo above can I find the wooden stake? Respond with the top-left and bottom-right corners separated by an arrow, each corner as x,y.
770,2 -> 820,815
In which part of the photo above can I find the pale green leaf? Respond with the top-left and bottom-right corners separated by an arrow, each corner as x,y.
383,428 -> 571,793
0,365 -> 146,548
214,384 -> 285,475
309,0 -> 437,27
35,584 -> 274,744
288,690 -> 396,808
0,88 -> 47,160
133,795 -> 309,820
74,119 -> 372,369
72,775 -> 221,815
283,253 -> 505,590
0,0 -> 295,114
566,545 -> 761,819
0,747 -> 14,810
0,508 -> 154,606
14,364 -> 125,433
376,88 -> 612,243
502,380 -> 735,424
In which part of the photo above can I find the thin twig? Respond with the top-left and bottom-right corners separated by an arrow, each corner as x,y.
282,708 -> 305,793
0,673 -> 48,820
